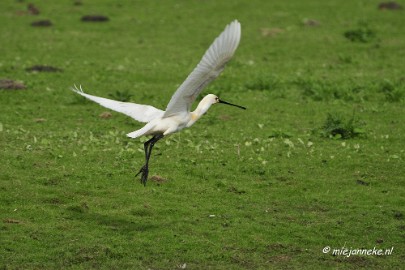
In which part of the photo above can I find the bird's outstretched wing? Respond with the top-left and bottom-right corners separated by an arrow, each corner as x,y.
163,20 -> 241,117
72,85 -> 164,123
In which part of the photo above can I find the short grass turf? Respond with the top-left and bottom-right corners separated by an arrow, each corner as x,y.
1,0 -> 404,269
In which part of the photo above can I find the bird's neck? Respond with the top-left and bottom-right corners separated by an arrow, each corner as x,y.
187,99 -> 213,127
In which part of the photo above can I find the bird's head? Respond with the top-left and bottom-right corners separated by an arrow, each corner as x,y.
206,94 -> 246,110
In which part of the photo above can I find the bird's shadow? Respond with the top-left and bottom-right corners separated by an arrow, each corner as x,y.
65,210 -> 160,233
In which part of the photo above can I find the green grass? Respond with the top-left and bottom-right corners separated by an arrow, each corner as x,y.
1,0 -> 404,269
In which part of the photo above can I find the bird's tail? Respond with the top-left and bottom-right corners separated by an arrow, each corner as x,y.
71,84 -> 84,94
127,122 -> 155,139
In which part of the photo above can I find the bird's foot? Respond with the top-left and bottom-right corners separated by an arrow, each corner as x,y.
136,164 -> 149,186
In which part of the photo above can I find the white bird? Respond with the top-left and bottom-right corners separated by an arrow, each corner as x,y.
72,20 -> 245,185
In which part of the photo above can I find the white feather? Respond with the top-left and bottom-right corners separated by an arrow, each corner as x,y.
163,20 -> 241,117
126,121 -> 156,139
71,85 -> 164,123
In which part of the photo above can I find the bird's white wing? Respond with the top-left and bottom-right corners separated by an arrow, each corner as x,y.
163,20 -> 241,117
72,85 -> 164,123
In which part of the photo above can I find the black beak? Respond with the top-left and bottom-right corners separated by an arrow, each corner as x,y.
218,99 -> 246,110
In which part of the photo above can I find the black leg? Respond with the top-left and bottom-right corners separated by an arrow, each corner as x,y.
136,134 -> 163,186
135,136 -> 155,183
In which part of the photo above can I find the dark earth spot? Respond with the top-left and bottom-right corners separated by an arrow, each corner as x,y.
393,211 -> 403,220
356,179 -> 370,186
31,20 -> 52,27
81,15 -> 109,22
227,186 -> 246,194
26,65 -> 62,72
27,3 -> 40,15
378,1 -> 403,10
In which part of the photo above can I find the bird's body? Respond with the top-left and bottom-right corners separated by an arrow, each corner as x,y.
72,20 -> 245,185
125,94 -> 221,138
131,110 -> 191,138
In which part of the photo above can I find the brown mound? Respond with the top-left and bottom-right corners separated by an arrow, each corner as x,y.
26,65 -> 62,72
260,27 -> 284,37
150,175 -> 168,184
99,112 -> 112,119
28,3 -> 40,15
31,20 -> 52,27
0,79 -> 26,90
356,179 -> 370,186
81,15 -> 109,22
303,19 -> 320,27
378,1 -> 403,10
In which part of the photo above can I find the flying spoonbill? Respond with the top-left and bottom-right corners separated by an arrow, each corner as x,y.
72,20 -> 245,185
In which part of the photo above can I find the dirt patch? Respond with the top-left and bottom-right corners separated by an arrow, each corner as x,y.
378,1 -> 403,10
267,243 -> 286,251
31,20 -> 52,27
335,256 -> 372,267
27,3 -> 40,15
26,65 -> 62,72
99,111 -> 112,119
356,179 -> 370,186
261,27 -> 284,37
393,211 -> 403,220
150,175 -> 168,184
303,18 -> 320,27
81,15 -> 109,22
4,219 -> 23,224
218,114 -> 232,121
0,79 -> 26,90
33,118 -> 46,123
227,186 -> 246,194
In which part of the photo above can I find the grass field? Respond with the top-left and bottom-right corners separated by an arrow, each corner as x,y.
1,0 -> 404,269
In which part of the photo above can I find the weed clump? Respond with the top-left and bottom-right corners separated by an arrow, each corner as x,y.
295,78 -> 331,101
245,75 -> 281,91
108,90 -> 133,102
295,78 -> 366,102
67,202 -> 89,213
268,129 -> 293,138
320,112 -> 365,139
344,23 -> 376,43
378,80 -> 404,102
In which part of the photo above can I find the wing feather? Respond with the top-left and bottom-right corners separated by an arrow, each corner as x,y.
163,20 -> 241,117
71,85 -> 164,123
